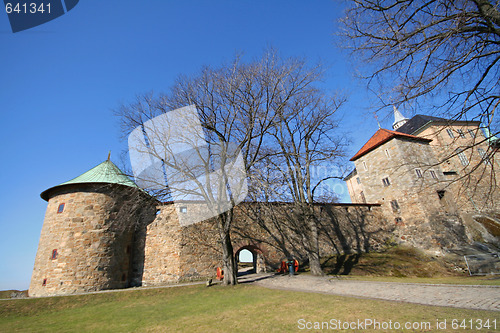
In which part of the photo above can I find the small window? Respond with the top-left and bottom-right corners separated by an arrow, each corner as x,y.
468,129 -> 476,138
363,161 -> 368,171
457,129 -> 466,138
180,206 -> 187,213
382,177 -> 391,186
395,217 -> 403,225
443,171 -> 457,176
390,200 -> 400,212
356,177 -> 361,184
51,249 -> 58,260
57,203 -> 65,213
415,169 -> 423,178
385,149 -> 390,158
456,148 -> 469,166
478,148 -> 490,165
430,170 -> 437,179
360,191 -> 366,203
42,279 -> 47,286
446,129 -> 454,138
437,190 -> 445,200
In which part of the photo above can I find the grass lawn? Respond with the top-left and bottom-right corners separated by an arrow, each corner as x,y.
1,284 -> 499,332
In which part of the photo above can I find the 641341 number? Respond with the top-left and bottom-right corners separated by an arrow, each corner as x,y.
5,2 -> 51,14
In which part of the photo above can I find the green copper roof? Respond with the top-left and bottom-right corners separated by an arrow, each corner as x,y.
41,160 -> 139,201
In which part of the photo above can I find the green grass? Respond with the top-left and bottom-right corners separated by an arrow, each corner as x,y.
1,284 -> 498,332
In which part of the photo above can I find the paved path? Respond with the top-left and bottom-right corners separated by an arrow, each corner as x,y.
252,274 -> 500,311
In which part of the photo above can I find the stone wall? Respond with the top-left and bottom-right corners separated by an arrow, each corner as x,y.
139,202 -> 390,284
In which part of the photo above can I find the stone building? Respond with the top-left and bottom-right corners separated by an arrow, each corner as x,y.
30,159 -> 388,297
344,109 -> 500,251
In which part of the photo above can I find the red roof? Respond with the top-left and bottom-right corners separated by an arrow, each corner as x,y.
350,128 -> 432,161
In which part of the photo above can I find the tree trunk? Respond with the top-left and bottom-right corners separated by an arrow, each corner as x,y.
218,209 -> 238,285
221,231 -> 238,285
306,212 -> 324,276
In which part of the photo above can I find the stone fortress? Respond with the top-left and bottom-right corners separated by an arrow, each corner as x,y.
29,110 -> 500,297
345,108 -> 500,250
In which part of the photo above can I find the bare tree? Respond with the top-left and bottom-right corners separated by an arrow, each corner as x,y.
250,93 -> 348,275
116,49 -> 330,284
340,0 -> 500,130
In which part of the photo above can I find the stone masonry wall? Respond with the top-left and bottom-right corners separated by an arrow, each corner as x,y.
352,137 -> 466,250
140,202 -> 390,284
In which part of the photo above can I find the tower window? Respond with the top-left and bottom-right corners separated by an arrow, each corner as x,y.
51,249 -> 58,260
57,203 -> 65,213
437,190 -> 446,200
446,129 -> 454,138
478,148 -> 490,165
456,148 -> 469,166
390,200 -> 400,212
180,206 -> 187,213
468,129 -> 476,138
356,177 -> 361,184
363,161 -> 368,171
382,177 -> 391,186
42,279 -> 47,286
430,170 -> 437,179
360,191 -> 366,203
415,169 -> 423,178
395,217 -> 403,225
457,129 -> 466,138
385,149 -> 390,158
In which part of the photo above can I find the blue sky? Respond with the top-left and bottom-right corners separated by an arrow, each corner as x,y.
0,0 -> 391,291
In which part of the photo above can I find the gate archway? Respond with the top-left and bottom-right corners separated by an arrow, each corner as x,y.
235,245 -> 266,275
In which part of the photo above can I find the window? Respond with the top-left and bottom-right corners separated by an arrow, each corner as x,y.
385,149 -> 390,158
437,190 -> 445,200
446,129 -> 454,138
415,169 -> 423,178
57,203 -> 65,213
390,200 -> 400,212
443,171 -> 457,176
180,206 -> 187,213
478,148 -> 491,165
382,177 -> 391,186
456,148 -> 469,166
363,161 -> 368,171
121,273 -> 127,282
430,170 -> 437,179
51,249 -> 58,260
42,279 -> 47,286
360,191 -> 366,203
468,129 -> 476,138
457,129 -> 466,138
395,217 -> 403,225
356,177 -> 361,184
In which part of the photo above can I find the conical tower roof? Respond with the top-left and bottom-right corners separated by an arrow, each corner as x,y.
40,160 -> 139,201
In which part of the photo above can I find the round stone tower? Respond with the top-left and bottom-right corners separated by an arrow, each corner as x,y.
29,159 -> 154,297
